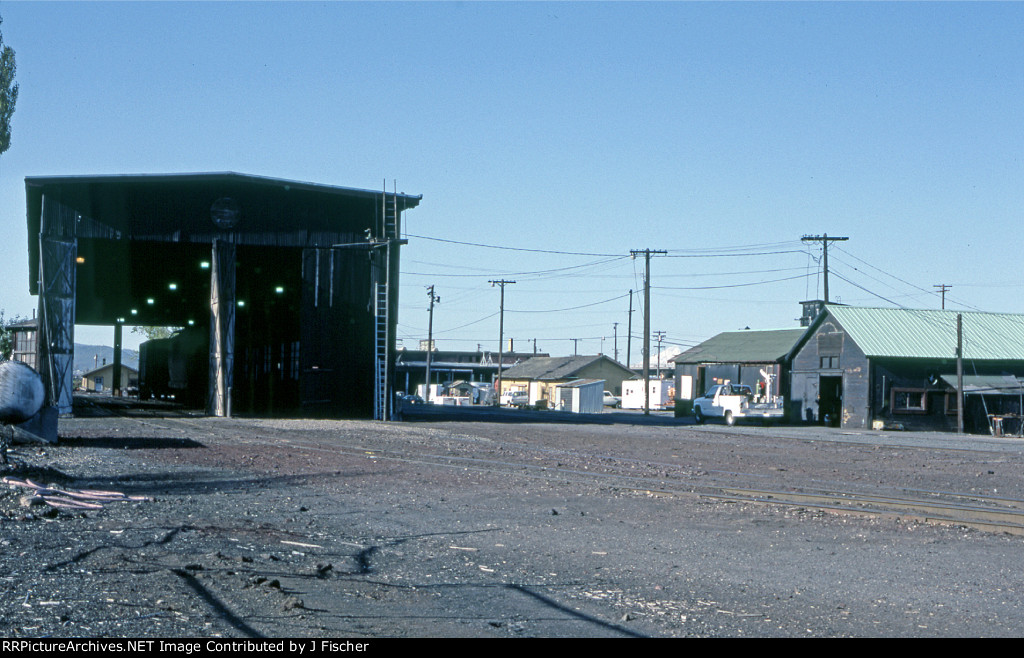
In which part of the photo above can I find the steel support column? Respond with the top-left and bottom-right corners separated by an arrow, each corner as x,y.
208,238 -> 236,416
112,322 -> 123,396
37,194 -> 77,416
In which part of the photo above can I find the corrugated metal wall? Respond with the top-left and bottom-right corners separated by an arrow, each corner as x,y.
300,247 -> 374,418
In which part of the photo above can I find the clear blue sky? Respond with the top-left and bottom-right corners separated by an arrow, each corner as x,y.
2,2 -> 1022,362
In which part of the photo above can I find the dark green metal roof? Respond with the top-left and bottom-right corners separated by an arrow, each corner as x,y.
671,328 -> 807,365
24,172 -> 422,326
26,172 -> 422,295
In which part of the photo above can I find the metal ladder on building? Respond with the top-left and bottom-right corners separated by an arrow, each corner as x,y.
373,279 -> 389,420
372,186 -> 398,421
383,186 -> 399,238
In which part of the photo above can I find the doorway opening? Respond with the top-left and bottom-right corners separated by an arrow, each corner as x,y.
819,375 -> 843,427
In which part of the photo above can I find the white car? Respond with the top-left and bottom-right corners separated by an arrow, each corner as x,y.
603,391 -> 621,408
500,391 -> 530,408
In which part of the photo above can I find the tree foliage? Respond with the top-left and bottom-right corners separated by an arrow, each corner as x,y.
0,16 -> 17,156
0,309 -> 27,360
130,326 -> 182,341
0,317 -> 10,360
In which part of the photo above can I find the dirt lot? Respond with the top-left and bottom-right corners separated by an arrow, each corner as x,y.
3,399 -> 1024,638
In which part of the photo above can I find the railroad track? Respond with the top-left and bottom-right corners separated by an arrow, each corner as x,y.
68,409 -> 1024,537
628,485 -> 1024,537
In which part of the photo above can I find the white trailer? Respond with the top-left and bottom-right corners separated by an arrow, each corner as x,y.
622,379 -> 675,410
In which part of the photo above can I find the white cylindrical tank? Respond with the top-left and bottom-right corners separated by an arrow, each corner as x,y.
0,360 -> 46,424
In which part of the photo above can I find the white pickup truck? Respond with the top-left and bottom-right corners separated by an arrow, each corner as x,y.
692,381 -> 785,425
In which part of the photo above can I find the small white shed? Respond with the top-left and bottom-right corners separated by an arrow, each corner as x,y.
552,379 -> 605,414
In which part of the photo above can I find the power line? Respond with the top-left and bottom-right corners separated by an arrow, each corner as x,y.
828,256 -> 922,300
829,271 -> 905,307
507,292 -> 631,314
664,249 -> 806,259
408,233 -> 810,260
428,311 -> 500,335
402,255 -> 628,279
833,246 -> 986,311
657,266 -> 808,279
653,272 -> 813,291
663,240 -> 804,253
407,233 -> 620,257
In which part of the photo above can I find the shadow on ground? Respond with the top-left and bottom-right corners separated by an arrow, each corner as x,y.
57,436 -> 206,450
399,403 -> 688,426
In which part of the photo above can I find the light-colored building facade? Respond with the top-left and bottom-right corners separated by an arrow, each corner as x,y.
499,355 -> 635,409
81,363 -> 139,394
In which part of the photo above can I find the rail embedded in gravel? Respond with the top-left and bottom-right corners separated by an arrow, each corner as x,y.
59,399 -> 1024,538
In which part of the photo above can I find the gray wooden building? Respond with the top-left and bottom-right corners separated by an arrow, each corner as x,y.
790,305 -> 1024,432
26,173 -> 420,432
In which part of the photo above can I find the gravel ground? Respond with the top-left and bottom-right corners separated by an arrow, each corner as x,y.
2,399 -> 1024,638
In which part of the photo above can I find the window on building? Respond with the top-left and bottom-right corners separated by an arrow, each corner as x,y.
943,392 -> 961,416
12,329 -> 37,370
892,388 -> 927,413
819,356 -> 840,369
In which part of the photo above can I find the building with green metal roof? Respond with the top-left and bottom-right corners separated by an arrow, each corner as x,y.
670,328 -> 807,402
823,306 -> 1024,360
790,305 -> 1024,434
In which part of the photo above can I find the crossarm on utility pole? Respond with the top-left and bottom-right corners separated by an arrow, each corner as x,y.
801,234 -> 848,303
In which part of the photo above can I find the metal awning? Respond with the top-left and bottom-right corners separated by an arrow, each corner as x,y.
940,374 -> 1024,395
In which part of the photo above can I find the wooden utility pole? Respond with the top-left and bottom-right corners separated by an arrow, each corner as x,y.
934,284 -> 952,310
489,279 -> 515,403
631,250 -> 666,415
802,234 -> 849,302
424,285 -> 440,402
653,330 -> 666,378
626,290 -> 634,370
613,322 -> 619,363
957,313 -> 964,434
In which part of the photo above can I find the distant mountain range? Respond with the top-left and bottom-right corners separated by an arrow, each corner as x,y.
74,344 -> 140,375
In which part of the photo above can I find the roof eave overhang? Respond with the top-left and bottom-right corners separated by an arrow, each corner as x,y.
25,171 -> 422,207
25,172 -> 422,296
